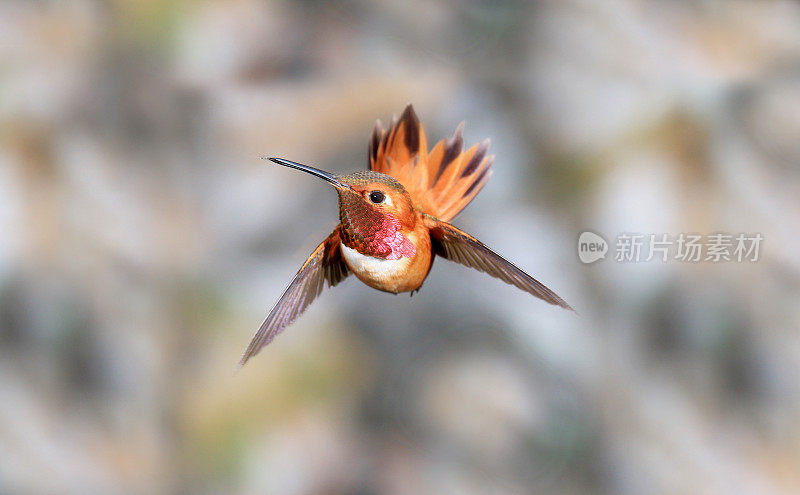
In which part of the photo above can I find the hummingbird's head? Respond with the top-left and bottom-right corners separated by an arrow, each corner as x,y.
266,158 -> 417,259
335,170 -> 415,223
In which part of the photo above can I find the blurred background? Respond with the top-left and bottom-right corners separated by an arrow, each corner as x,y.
2,0 -> 800,494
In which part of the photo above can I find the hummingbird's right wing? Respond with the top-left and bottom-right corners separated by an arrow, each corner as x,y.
428,220 -> 573,311
239,230 -> 349,367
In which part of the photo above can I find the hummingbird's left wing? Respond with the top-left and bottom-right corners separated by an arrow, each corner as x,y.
239,230 -> 349,367
427,220 -> 573,310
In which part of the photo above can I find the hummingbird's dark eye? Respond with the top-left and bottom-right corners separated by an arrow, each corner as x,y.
369,191 -> 385,204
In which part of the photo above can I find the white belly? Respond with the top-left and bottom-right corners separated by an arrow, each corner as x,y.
340,243 -> 410,281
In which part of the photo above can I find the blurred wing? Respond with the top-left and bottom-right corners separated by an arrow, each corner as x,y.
369,104 -> 494,222
428,219 -> 573,310
239,230 -> 349,367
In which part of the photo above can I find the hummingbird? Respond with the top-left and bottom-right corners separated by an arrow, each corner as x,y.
240,105 -> 572,366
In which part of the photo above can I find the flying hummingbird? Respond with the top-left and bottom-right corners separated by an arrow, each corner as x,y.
240,105 -> 572,366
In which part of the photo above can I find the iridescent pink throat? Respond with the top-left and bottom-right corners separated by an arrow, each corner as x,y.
339,197 -> 416,260
376,214 -> 416,260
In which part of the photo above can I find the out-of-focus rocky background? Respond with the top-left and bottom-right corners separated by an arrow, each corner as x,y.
1,1 -> 799,494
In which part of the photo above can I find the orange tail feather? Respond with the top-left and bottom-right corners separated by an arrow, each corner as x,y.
369,105 -> 494,222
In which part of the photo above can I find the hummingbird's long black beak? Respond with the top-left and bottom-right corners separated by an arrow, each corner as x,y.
265,157 -> 352,191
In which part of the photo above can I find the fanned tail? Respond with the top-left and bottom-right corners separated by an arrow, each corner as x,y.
369,105 -> 494,222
